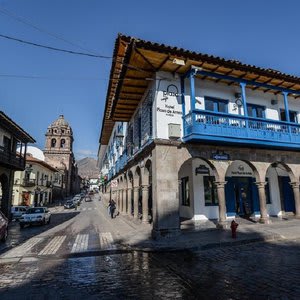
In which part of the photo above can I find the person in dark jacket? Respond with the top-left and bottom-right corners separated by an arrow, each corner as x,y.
108,199 -> 116,219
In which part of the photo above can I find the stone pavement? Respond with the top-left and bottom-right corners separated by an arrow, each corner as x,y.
99,197 -> 300,252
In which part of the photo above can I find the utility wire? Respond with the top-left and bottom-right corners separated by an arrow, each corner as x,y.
0,6 -> 100,55
0,33 -> 112,59
0,74 -> 159,81
0,33 -> 153,75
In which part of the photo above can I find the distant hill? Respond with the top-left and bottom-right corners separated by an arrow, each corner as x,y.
77,157 -> 99,179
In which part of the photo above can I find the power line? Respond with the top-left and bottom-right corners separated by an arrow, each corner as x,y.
0,33 -> 152,75
0,6 -> 100,55
0,33 -> 112,59
0,74 -> 160,81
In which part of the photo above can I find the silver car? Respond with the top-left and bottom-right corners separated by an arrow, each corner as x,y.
19,207 -> 51,228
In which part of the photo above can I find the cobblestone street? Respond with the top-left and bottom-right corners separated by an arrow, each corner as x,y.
0,239 -> 300,299
0,197 -> 299,299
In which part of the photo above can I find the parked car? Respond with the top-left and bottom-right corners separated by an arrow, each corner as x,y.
64,200 -> 75,209
11,206 -> 28,220
19,207 -> 51,228
0,210 -> 8,242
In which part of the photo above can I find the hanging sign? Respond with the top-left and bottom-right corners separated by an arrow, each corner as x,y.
211,150 -> 230,160
195,165 -> 210,175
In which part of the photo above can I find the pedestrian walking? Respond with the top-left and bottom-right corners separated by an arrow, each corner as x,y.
108,199 -> 116,219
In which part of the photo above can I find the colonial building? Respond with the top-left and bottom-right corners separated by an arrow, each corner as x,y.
13,149 -> 60,207
44,115 -> 79,197
0,111 -> 35,217
98,34 -> 300,239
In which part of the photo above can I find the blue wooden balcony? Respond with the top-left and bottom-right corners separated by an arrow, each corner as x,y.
183,110 -> 300,149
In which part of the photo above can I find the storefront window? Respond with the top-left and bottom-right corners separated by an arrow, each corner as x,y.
204,176 -> 218,206
181,177 -> 190,206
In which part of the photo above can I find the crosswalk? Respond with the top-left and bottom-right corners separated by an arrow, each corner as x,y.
1,232 -> 117,259
51,207 -> 98,213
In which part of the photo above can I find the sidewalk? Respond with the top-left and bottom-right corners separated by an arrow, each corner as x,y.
102,199 -> 300,252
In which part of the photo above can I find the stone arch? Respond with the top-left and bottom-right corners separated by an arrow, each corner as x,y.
51,138 -> 56,148
132,165 -> 142,220
225,159 -> 262,218
0,173 -> 9,217
265,162 -> 298,215
127,170 -> 134,216
142,159 -> 152,223
60,138 -> 66,148
178,157 -> 223,221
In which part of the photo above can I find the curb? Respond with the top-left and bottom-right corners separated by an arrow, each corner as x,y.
120,232 -> 284,253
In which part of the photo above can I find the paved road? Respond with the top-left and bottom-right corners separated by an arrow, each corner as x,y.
0,197 -> 299,299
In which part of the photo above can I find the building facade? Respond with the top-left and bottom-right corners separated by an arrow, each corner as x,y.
13,152 -> 60,206
0,111 -> 35,217
44,115 -> 79,197
98,35 -> 300,239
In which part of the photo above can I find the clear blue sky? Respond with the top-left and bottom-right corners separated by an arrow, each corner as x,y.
1,0 -> 300,160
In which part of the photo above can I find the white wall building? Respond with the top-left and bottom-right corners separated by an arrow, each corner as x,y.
98,35 -> 300,239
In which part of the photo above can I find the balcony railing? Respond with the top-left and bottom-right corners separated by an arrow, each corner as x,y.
22,179 -> 36,187
183,110 -> 300,149
0,146 -> 25,170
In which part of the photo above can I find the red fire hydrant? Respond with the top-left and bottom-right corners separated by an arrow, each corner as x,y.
230,220 -> 238,239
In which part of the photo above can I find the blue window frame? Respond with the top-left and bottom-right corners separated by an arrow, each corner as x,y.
280,109 -> 298,123
204,97 -> 228,113
247,104 -> 265,118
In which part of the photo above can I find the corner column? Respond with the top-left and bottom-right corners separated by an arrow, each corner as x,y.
133,186 -> 139,220
215,181 -> 227,227
255,182 -> 269,223
290,182 -> 300,218
141,185 -> 149,223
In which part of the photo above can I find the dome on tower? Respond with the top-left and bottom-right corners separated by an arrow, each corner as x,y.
51,115 -> 69,127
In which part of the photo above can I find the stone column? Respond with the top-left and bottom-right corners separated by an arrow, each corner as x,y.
215,182 -> 227,227
122,188 -> 127,214
120,188 -> 124,213
141,185 -> 149,223
255,182 -> 269,223
117,190 -> 120,211
290,182 -> 300,218
133,186 -> 139,220
127,187 -> 133,217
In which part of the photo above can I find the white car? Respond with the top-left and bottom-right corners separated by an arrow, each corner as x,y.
19,207 -> 51,228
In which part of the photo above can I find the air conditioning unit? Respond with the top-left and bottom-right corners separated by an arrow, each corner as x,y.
168,123 -> 181,139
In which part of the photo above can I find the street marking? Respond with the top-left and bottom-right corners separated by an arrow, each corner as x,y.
99,232 -> 116,250
88,208 -> 92,211
71,234 -> 89,253
38,236 -> 66,256
1,237 -> 43,258
82,208 -> 87,211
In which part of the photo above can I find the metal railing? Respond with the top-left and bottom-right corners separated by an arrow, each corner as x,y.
0,146 -> 25,170
183,110 -> 300,146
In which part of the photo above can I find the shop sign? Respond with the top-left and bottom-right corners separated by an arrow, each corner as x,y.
111,180 -> 118,188
195,165 -> 210,175
211,150 -> 230,160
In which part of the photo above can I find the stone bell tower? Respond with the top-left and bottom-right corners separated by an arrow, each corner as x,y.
43,115 -> 75,196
